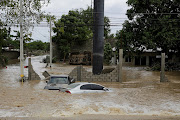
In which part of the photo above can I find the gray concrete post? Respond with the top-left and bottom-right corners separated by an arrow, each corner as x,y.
28,58 -> 31,80
77,65 -> 82,82
146,56 -> 149,66
118,49 -> 123,83
113,52 -> 117,65
160,53 -> 166,82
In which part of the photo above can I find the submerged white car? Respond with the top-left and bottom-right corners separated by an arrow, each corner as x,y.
59,82 -> 111,94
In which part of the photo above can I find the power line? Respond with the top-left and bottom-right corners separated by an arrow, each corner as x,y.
33,29 -> 49,38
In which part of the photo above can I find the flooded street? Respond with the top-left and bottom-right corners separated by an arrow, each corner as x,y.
0,55 -> 180,119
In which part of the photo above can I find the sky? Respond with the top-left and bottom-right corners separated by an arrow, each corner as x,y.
31,0 -> 130,42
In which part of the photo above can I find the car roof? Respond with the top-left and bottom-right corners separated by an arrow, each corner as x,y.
72,82 -> 103,86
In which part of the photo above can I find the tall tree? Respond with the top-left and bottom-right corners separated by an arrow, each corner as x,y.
53,7 -> 111,60
0,21 -> 8,54
53,10 -> 90,60
116,0 -> 180,56
0,0 -> 50,33
81,6 -> 111,38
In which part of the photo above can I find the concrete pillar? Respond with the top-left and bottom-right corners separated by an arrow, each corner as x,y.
93,0 -> 104,75
111,52 -> 116,65
160,53 -> 166,82
146,56 -> 149,66
28,58 -> 31,80
118,49 -> 123,83
114,52 -> 117,65
77,65 -> 82,82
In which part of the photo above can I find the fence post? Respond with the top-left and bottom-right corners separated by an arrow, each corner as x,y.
118,49 -> 123,83
160,53 -> 166,82
77,65 -> 82,82
28,58 -> 31,80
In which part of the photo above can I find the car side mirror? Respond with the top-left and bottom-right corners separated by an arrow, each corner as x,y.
71,79 -> 75,83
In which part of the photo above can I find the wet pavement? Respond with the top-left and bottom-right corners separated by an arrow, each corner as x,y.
0,55 -> 180,119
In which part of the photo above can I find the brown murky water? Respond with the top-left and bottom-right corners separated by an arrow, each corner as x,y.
0,55 -> 180,118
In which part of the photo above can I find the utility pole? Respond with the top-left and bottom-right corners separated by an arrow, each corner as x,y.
91,0 -> 93,17
93,0 -> 104,75
20,0 -> 24,82
50,17 -> 52,68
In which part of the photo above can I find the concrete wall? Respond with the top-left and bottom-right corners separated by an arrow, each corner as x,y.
2,51 -> 19,59
69,66 -> 119,82
28,58 -> 41,80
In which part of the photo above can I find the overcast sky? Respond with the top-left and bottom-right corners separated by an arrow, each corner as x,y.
31,0 -> 130,42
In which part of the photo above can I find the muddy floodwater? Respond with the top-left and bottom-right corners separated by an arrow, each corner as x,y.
0,56 -> 180,119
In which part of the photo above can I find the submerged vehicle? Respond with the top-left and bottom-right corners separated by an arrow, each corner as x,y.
44,75 -> 75,90
59,82 -> 112,94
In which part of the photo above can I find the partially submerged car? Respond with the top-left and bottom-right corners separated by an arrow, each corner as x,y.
44,75 -> 75,90
59,82 -> 112,94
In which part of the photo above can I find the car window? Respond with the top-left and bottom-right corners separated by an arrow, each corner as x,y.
80,84 -> 92,90
49,77 -> 68,84
91,84 -> 104,90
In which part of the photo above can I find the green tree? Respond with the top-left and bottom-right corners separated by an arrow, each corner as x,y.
0,0 -> 50,26
0,22 -> 8,53
53,7 -> 111,60
0,0 -> 50,43
53,10 -> 90,61
81,6 -> 111,38
26,40 -> 49,52
116,0 -> 180,56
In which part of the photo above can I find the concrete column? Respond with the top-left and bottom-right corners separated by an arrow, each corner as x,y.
77,65 -> 82,82
93,0 -> 104,75
114,52 -> 117,65
118,49 -> 123,83
146,56 -> 149,66
28,58 -> 31,80
160,53 -> 166,82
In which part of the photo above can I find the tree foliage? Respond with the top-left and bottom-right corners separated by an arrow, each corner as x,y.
26,40 -> 49,52
116,0 -> 180,56
0,0 -> 50,40
0,0 -> 50,25
53,7 -> 111,60
104,42 -> 113,64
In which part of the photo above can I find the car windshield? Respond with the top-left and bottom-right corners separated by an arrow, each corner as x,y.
67,83 -> 80,89
49,77 -> 68,84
